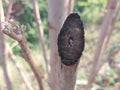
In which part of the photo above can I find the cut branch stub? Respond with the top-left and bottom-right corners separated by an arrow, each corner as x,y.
58,13 -> 84,66
2,19 -> 26,41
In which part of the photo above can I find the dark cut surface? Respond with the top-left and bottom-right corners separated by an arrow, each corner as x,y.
58,13 -> 85,66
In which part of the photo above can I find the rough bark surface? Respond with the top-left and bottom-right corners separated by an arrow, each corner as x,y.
59,63 -> 78,90
58,13 -> 84,90
58,13 -> 84,66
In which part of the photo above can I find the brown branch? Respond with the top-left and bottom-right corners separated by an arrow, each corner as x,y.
0,0 -> 12,90
6,43 -> 33,90
102,4 -> 120,50
58,13 -> 84,90
68,0 -> 74,14
18,35 -> 44,90
32,0 -> 49,74
85,0 -> 118,90
6,0 -> 13,20
2,20 -> 44,90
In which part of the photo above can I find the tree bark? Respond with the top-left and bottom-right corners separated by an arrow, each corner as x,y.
6,0 -> 13,20
48,0 -> 70,89
0,0 -> 12,90
102,3 -> 120,51
57,13 -> 84,90
59,64 -> 78,90
48,0 -> 80,90
18,36 -> 44,90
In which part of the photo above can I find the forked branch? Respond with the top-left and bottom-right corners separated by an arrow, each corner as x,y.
2,19 -> 44,90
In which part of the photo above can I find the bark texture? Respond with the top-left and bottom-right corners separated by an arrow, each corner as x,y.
58,13 -> 84,66
2,20 -> 44,90
18,36 -> 44,90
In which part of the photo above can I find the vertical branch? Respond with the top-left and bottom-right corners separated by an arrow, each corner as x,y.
6,43 -> 33,90
0,0 -> 12,90
2,20 -> 44,90
60,64 -> 78,90
68,0 -> 74,14
85,0 -> 118,90
5,2 -> 33,89
6,0 -> 13,20
48,0 -> 71,89
32,0 -> 49,74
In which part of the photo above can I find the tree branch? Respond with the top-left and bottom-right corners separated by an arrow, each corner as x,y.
2,19 -> 44,90
32,0 -> 49,74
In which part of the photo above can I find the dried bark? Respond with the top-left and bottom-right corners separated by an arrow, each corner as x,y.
6,0 -> 13,20
32,0 -> 48,74
58,13 -> 84,90
48,0 -> 70,89
85,0 -> 118,90
0,0 -> 12,90
48,0 -> 82,90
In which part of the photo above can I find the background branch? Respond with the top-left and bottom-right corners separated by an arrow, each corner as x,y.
2,20 -> 44,90
32,0 -> 49,74
6,43 -> 33,90
0,0 -> 12,90
85,0 -> 118,89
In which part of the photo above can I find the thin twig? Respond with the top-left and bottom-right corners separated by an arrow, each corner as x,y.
6,43 -> 33,90
6,0 -> 13,20
32,0 -> 49,74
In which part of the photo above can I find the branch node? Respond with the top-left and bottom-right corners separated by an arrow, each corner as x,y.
1,19 -> 26,41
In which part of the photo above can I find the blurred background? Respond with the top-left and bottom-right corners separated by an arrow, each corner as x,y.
0,0 -> 120,90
